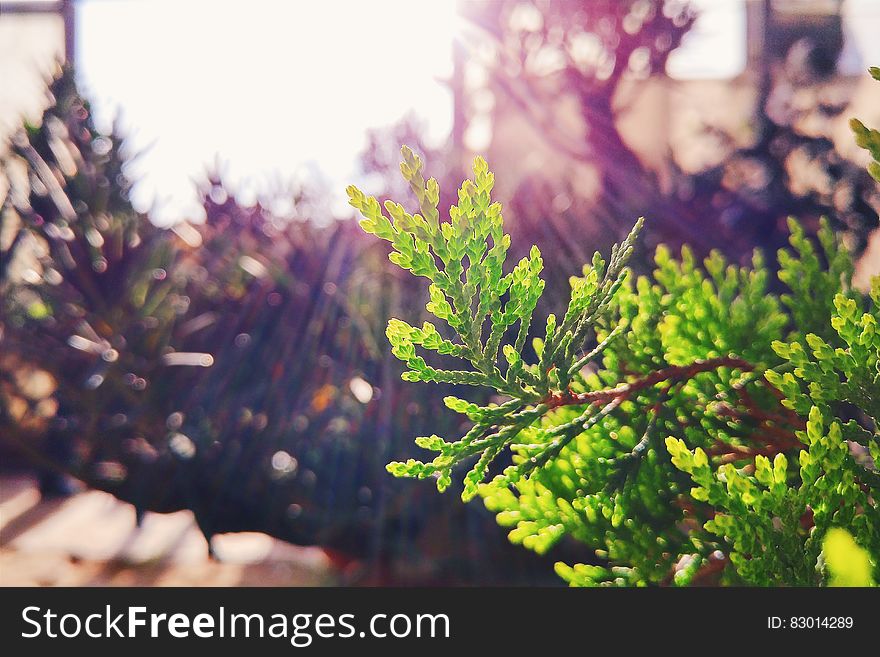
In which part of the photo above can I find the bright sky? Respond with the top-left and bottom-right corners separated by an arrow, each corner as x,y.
667,0 -> 747,79
76,0 -> 459,224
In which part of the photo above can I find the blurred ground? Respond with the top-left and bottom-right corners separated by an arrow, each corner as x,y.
0,475 -> 336,586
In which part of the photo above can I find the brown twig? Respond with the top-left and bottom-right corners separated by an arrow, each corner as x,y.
544,356 -> 806,463
543,356 -> 753,410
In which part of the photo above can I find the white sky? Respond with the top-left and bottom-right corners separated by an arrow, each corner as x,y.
667,0 -> 747,79
76,0 -> 459,224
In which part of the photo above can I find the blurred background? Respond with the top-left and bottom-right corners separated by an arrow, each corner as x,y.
1,0 -> 878,586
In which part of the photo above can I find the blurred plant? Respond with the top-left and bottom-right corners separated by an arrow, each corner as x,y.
353,146 -> 878,586
0,68 -> 561,584
1,68 -> 172,496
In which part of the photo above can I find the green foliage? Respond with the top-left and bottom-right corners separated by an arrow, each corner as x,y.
850,66 -> 880,182
354,147 -> 879,586
484,237 -> 794,585
349,147 -> 642,501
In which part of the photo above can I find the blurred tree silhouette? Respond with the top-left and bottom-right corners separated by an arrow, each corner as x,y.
0,68 -> 563,583
464,0 -> 697,246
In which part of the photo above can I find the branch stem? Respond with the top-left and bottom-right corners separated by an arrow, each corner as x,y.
545,356 -> 753,410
